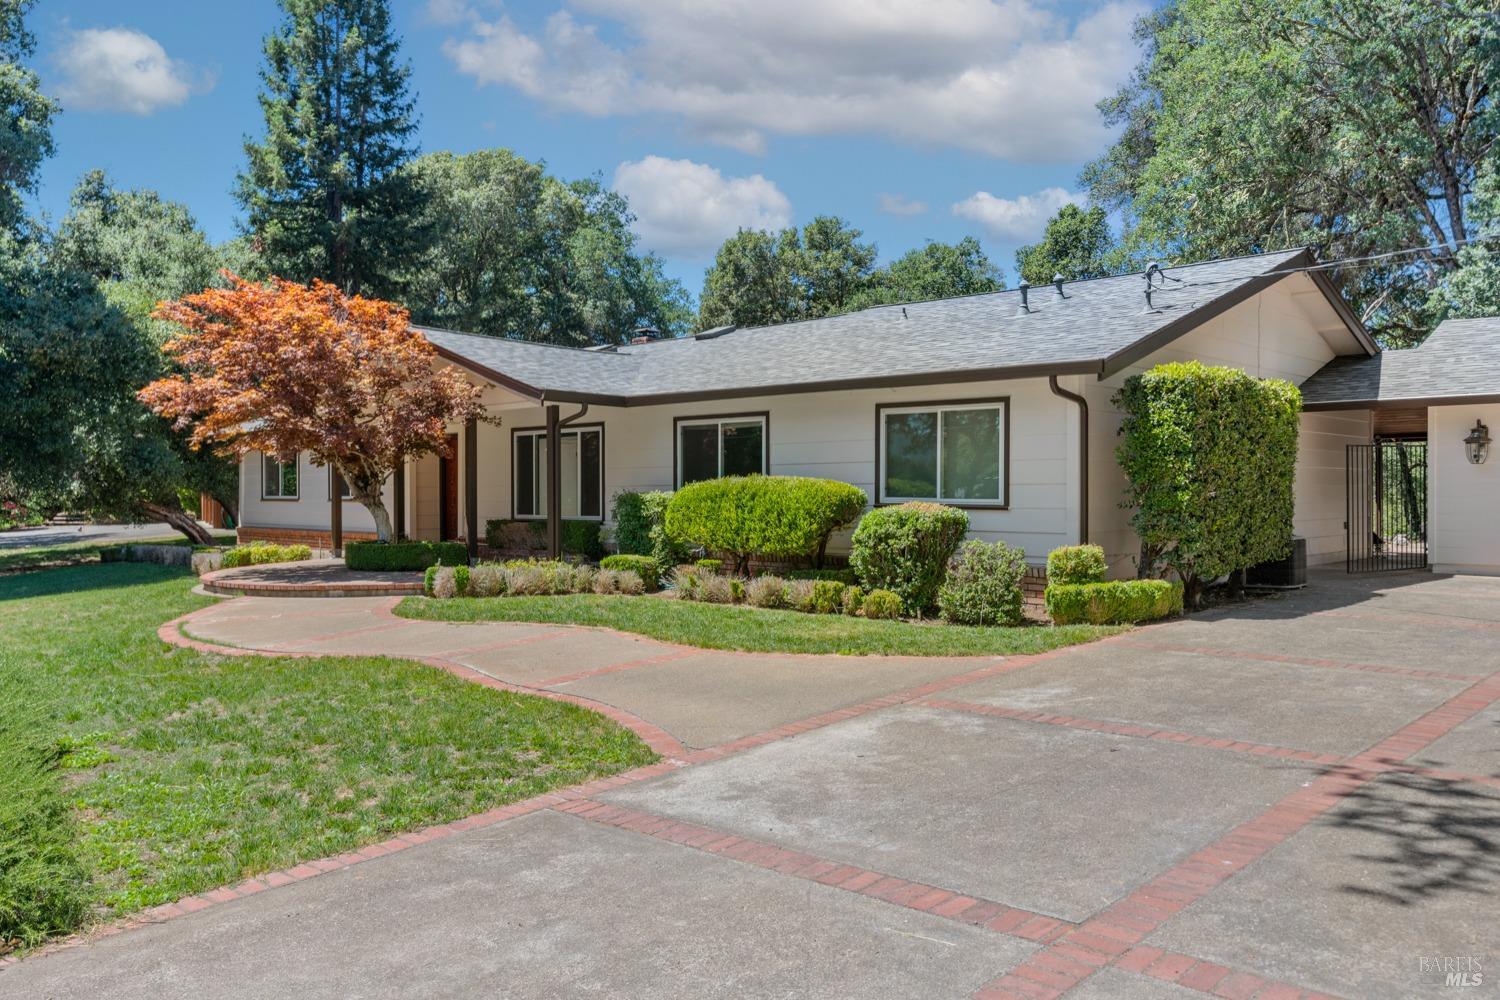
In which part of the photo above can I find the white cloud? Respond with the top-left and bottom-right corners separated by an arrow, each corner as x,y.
54,27 -> 208,115
613,156 -> 792,258
951,187 -> 1084,241
438,0 -> 1145,161
878,193 -> 928,217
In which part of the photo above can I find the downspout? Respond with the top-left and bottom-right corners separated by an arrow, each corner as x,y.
558,403 -> 590,427
1048,375 -> 1089,545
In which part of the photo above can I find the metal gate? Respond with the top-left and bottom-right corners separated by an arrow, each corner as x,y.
1346,441 -> 1428,572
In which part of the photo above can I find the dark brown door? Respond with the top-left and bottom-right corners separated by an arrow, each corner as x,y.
439,434 -> 459,541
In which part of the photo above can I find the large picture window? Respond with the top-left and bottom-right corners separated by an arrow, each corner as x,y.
675,414 -> 767,486
512,426 -> 603,520
261,453 -> 299,500
877,400 -> 1007,507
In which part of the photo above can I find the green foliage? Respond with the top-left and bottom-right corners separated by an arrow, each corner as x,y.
0,695 -> 87,947
841,585 -> 864,616
1114,362 -> 1301,606
1429,164 -> 1500,322
423,563 -> 440,596
611,490 -> 686,572
861,589 -> 903,620
937,540 -> 1028,627
697,216 -> 876,328
0,0 -> 57,238
809,580 -> 847,615
1045,580 -> 1184,625
402,150 -> 691,344
1047,545 -> 1107,586
1084,0 -> 1499,344
665,476 -> 868,574
220,542 -> 312,568
695,558 -> 722,573
561,520 -> 604,560
1014,205 -> 1118,286
848,238 -> 1003,310
237,0 -> 423,296
599,554 -> 659,591
344,540 -> 467,571
849,502 -> 970,614
785,567 -> 860,585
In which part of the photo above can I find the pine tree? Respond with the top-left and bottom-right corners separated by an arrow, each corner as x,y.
237,0 -> 422,295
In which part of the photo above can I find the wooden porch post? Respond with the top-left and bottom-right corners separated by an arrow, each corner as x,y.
464,418 -> 479,562
546,404 -> 562,559
393,458 -> 406,541
330,468 -> 344,557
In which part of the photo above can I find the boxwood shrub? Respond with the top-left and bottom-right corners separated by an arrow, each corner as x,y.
1046,544 -> 1106,586
849,502 -> 969,614
599,554 -> 660,591
1045,579 -> 1184,625
937,540 -> 1028,626
220,542 -> 312,568
861,589 -> 903,620
664,475 -> 868,575
612,490 -> 686,571
345,540 -> 468,572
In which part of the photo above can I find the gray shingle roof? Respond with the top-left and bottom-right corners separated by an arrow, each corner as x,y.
423,248 -> 1364,405
1300,317 -> 1500,409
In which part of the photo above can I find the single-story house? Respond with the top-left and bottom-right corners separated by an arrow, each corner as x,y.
235,247 -> 1500,577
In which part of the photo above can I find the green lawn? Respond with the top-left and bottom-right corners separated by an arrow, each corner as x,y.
398,593 -> 1123,656
0,564 -> 655,948
0,531 -> 236,573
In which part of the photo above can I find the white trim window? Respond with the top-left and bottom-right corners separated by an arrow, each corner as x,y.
676,415 -> 767,486
878,401 -> 1007,506
261,453 -> 299,500
513,426 -> 603,520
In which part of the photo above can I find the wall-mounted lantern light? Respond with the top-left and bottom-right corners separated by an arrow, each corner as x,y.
1463,419 -> 1492,465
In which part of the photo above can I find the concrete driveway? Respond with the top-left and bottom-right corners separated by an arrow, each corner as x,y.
4,570 -> 1498,999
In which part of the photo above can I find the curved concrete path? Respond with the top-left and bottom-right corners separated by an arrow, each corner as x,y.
6,570 -> 1500,1000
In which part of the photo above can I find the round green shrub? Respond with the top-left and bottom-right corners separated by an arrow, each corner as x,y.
1046,544 -> 1106,586
841,585 -> 865,616
849,502 -> 969,614
600,554 -> 659,591
612,490 -> 688,571
938,540 -> 1028,626
423,564 -> 440,596
861,589 -> 903,620
665,475 -> 868,574
696,558 -> 723,574
809,580 -> 846,614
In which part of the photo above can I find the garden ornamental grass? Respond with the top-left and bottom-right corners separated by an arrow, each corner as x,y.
0,564 -> 655,949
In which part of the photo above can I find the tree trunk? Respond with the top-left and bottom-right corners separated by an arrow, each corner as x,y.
1182,575 -> 1204,611
1227,568 -> 1246,602
142,502 -> 216,545
214,491 -> 239,526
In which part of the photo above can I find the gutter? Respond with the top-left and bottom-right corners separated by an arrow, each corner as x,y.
1048,375 -> 1089,544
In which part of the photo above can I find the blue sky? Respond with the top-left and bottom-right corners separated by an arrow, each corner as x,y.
27,0 -> 1145,297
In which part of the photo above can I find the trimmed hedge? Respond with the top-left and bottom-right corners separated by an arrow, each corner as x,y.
484,519 -> 602,559
599,554 -> 660,591
1115,361 -> 1300,606
849,502 -> 969,614
786,567 -> 859,585
1045,579 -> 1184,625
611,490 -> 686,571
938,540 -> 1027,626
861,589 -> 903,620
665,476 -> 868,574
345,540 -> 468,572
220,542 -> 312,568
1046,545 -> 1106,586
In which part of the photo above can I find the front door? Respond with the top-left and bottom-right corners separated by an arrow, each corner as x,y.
439,434 -> 459,541
1346,439 -> 1428,572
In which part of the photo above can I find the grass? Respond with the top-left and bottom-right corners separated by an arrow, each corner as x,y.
0,563 -> 655,949
398,593 -> 1123,656
0,531 -> 236,573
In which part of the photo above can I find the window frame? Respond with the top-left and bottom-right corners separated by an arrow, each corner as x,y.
672,412 -> 770,488
509,423 -> 606,522
874,397 -> 1010,509
260,452 -> 299,501
326,466 -> 354,502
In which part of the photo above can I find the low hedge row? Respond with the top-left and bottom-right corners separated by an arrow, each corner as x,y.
1044,579 -> 1183,625
483,519 -> 603,559
674,565 -> 902,620
424,560 -> 643,598
220,542 -> 312,568
599,554 -> 660,591
1046,544 -> 1106,586
345,540 -> 468,572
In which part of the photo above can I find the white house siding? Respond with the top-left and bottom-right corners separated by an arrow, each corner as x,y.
1081,276 -> 1358,577
1428,403 -> 1500,574
471,377 -> 1079,563
237,451 -> 391,536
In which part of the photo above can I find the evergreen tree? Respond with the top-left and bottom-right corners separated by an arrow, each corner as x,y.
237,0 -> 422,295
1014,205 -> 1117,285
848,238 -> 1003,309
0,0 -> 56,240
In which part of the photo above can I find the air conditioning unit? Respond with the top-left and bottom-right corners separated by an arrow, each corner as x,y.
1247,537 -> 1307,588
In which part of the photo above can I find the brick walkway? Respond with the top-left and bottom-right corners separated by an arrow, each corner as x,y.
4,569 -> 1498,999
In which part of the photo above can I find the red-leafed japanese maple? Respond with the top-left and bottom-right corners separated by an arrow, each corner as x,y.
140,274 -> 485,542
